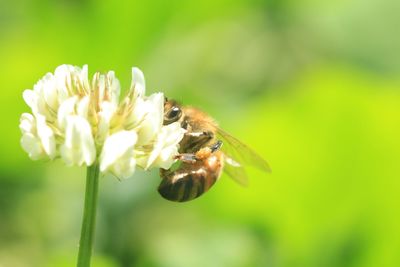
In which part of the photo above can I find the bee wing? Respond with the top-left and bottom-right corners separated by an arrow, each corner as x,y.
216,127 -> 271,185
223,155 -> 249,186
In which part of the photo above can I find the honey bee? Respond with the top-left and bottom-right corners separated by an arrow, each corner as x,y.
158,98 -> 271,202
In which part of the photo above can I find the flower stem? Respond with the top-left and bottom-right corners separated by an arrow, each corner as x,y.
77,163 -> 100,267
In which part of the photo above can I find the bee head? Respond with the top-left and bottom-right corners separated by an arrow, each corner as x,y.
163,97 -> 183,125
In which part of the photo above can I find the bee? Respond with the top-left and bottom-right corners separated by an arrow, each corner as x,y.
158,98 -> 271,202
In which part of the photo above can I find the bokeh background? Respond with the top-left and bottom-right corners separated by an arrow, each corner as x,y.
1,0 -> 400,266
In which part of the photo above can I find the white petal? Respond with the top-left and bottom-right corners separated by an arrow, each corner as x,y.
80,65 -> 90,94
157,146 -> 179,169
135,93 -> 164,145
54,65 -> 71,92
97,73 -> 106,101
106,71 -> 120,104
21,133 -> 46,160
22,89 -> 37,112
41,73 -> 58,111
96,101 -> 117,144
162,121 -> 186,146
34,80 -> 57,121
19,113 -> 56,160
60,115 -> 96,166
54,65 -> 71,102
147,92 -> 164,127
57,95 -> 89,130
131,67 -> 146,98
54,64 -> 89,97
57,96 -> 78,129
100,130 -> 138,178
144,122 -> 186,170
77,96 -> 90,118
19,113 -> 35,133
36,114 -> 56,159
123,97 -> 149,130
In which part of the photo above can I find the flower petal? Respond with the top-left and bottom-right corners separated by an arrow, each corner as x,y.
40,73 -> 58,112
131,67 -> 146,98
22,89 -> 38,115
106,71 -> 120,104
19,113 -> 35,134
96,101 -> 118,144
21,133 -> 46,160
77,96 -> 90,118
19,113 -> 55,160
57,96 -> 78,129
135,92 -> 164,145
142,122 -> 186,170
60,115 -> 96,166
36,114 -> 56,159
100,130 -> 138,178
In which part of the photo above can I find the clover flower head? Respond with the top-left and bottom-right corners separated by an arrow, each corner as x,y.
20,65 -> 186,178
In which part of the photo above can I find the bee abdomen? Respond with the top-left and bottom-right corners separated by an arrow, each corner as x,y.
158,169 -> 217,202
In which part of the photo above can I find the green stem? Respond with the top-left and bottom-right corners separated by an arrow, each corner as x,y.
77,163 -> 100,267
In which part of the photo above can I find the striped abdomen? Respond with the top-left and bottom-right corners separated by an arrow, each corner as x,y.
158,152 -> 224,202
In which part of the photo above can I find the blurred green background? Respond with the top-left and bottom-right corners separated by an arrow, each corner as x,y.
1,0 -> 400,266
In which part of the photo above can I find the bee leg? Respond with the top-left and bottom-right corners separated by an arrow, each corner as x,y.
195,140 -> 223,160
174,153 -> 197,163
175,139 -> 222,163
210,140 -> 223,152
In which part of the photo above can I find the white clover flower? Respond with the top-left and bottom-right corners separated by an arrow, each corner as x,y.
20,64 -> 185,178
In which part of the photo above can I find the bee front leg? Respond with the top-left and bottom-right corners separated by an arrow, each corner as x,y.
174,153 -> 197,163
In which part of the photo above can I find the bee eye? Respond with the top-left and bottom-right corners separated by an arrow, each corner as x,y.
168,107 -> 182,119
164,106 -> 182,124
